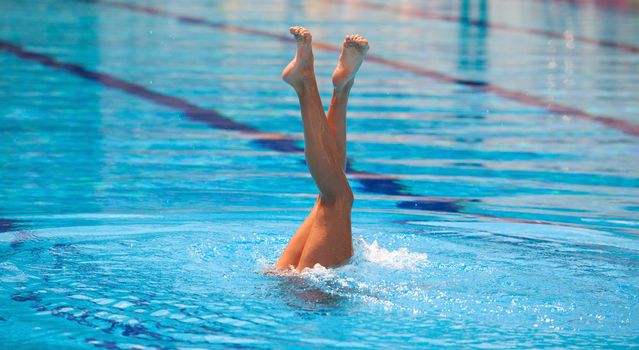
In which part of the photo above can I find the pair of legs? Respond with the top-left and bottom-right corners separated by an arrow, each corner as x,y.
275,27 -> 369,271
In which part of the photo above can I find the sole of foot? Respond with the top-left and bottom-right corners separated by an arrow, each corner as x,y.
332,34 -> 369,91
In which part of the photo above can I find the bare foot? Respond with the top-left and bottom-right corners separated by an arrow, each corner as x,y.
282,26 -> 314,89
332,34 -> 369,91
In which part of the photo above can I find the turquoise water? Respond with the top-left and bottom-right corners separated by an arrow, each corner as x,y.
1,0 -> 639,348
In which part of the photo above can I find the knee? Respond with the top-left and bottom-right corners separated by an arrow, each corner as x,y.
321,186 -> 353,207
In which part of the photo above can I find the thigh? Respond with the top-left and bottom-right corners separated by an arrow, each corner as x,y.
296,203 -> 353,270
275,198 -> 320,269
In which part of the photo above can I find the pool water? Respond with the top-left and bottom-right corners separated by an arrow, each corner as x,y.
1,0 -> 638,348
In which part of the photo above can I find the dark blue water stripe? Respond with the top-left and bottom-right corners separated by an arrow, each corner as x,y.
0,218 -> 19,233
0,42 -> 257,133
0,39 -> 464,213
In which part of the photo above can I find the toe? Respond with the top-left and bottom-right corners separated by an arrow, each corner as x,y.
291,27 -> 310,42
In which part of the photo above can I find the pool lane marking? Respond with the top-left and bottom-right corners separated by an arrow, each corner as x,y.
0,39 -> 467,214
0,40 -> 577,228
82,0 -> 639,138
0,40 -> 581,228
323,0 -> 639,54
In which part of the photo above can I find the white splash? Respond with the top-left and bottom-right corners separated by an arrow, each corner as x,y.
299,263 -> 341,282
357,238 -> 428,271
261,237 -> 429,274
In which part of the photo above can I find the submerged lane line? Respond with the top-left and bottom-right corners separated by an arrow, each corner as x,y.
0,43 -> 581,226
0,218 -> 20,233
82,0 -> 639,138
0,40 -> 572,228
323,0 -> 639,54
0,39 -> 464,214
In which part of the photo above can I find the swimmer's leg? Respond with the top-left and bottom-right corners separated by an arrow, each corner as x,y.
328,34 -> 369,168
277,35 -> 369,269
281,26 -> 351,202
277,27 -> 353,270
276,196 -> 319,269
293,34 -> 368,269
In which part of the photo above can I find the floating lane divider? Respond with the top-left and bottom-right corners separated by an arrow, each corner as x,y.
81,0 -> 639,138
0,39 -> 465,214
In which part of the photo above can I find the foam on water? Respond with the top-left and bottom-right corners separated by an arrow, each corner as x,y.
356,238 -> 428,271
257,236 -> 431,313
262,236 -> 428,276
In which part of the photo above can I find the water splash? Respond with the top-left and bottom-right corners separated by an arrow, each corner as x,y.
355,238 -> 428,271
262,236 -> 428,275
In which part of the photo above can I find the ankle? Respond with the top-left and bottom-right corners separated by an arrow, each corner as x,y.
292,75 -> 317,94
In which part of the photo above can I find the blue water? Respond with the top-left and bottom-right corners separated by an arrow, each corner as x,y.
1,0 -> 639,348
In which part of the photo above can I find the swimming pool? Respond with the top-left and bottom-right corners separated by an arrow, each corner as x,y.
1,0 -> 638,348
